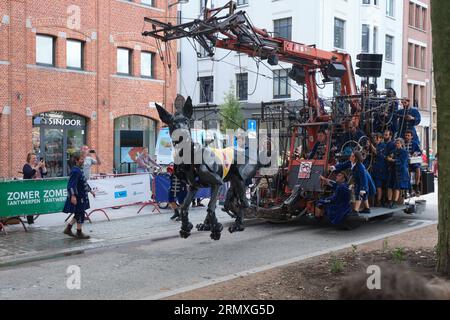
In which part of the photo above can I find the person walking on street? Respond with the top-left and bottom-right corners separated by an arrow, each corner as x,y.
63,152 -> 95,239
81,145 -> 101,180
23,153 -> 48,224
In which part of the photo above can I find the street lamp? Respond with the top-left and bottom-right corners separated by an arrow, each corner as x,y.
168,0 -> 189,8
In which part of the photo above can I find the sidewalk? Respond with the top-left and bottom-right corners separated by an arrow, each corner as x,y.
0,205 -> 232,268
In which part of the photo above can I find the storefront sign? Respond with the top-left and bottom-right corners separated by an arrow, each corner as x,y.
88,174 -> 152,210
33,112 -> 86,127
0,178 -> 68,218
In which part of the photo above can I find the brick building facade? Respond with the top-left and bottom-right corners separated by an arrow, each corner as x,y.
402,0 -> 433,149
0,0 -> 177,178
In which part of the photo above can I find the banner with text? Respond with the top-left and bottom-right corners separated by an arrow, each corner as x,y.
88,174 -> 152,210
0,178 -> 68,218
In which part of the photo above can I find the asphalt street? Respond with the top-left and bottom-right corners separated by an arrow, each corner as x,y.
0,190 -> 438,300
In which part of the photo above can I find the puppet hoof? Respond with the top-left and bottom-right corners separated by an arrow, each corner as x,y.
196,223 -> 211,232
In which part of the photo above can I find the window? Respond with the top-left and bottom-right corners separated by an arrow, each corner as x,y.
408,43 -> 426,69
141,52 -> 153,78
117,48 -> 132,75
36,34 -> 55,66
408,2 -> 415,26
66,39 -> 83,69
237,0 -> 248,6
333,80 -> 342,97
386,0 -> 395,17
385,35 -> 394,62
274,18 -> 292,40
385,79 -> 394,89
141,0 -> 154,6
362,0 -> 370,4
236,73 -> 248,101
273,69 -> 291,99
373,27 -> 378,53
200,76 -> 214,103
334,18 -> 345,49
361,24 -> 370,53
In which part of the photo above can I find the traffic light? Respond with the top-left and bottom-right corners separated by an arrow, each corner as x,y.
356,54 -> 383,78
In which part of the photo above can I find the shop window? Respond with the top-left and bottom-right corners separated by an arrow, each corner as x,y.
114,115 -> 157,174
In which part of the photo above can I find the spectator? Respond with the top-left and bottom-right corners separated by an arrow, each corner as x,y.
62,152 -> 95,239
81,145 -> 101,180
315,172 -> 352,225
23,152 -> 47,224
386,138 -> 410,209
433,153 -> 439,178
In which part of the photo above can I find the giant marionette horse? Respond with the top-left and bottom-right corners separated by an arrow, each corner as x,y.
156,97 -> 262,241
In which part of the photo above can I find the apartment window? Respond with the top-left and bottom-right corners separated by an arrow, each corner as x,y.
36,34 -> 55,66
117,48 -> 132,75
274,18 -> 292,40
385,79 -> 394,89
385,35 -> 394,62
237,0 -> 248,6
273,69 -> 291,99
236,73 -> 248,101
362,0 -> 370,4
386,0 -> 395,17
141,0 -> 154,6
200,76 -> 214,103
408,2 -> 415,26
422,7 -> 427,31
334,18 -> 345,49
141,52 -> 154,78
373,27 -> 378,53
408,43 -> 426,70
66,39 -> 83,69
361,24 -> 370,53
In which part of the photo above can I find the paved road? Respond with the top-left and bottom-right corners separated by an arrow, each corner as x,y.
0,191 -> 438,300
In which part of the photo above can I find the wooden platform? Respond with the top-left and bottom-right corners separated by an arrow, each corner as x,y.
357,206 -> 407,221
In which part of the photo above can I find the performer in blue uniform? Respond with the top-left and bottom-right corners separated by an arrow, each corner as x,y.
315,172 -> 352,225
369,133 -> 388,207
332,151 -> 373,214
396,98 -> 421,144
63,152 -> 95,239
373,88 -> 399,135
386,139 -> 411,208
308,130 -> 327,160
405,130 -> 422,193
339,122 -> 367,156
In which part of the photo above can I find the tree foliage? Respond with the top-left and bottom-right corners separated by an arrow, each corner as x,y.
219,85 -> 244,131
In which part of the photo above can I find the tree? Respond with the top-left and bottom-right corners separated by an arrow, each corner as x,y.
219,85 -> 244,131
432,0 -> 450,274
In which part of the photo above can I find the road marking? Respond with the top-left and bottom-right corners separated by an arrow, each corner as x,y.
141,220 -> 437,300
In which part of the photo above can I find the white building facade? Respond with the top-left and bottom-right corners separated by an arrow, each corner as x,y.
177,0 -> 404,113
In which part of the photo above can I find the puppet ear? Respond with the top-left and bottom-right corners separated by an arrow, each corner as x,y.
155,104 -> 174,125
183,96 -> 193,119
